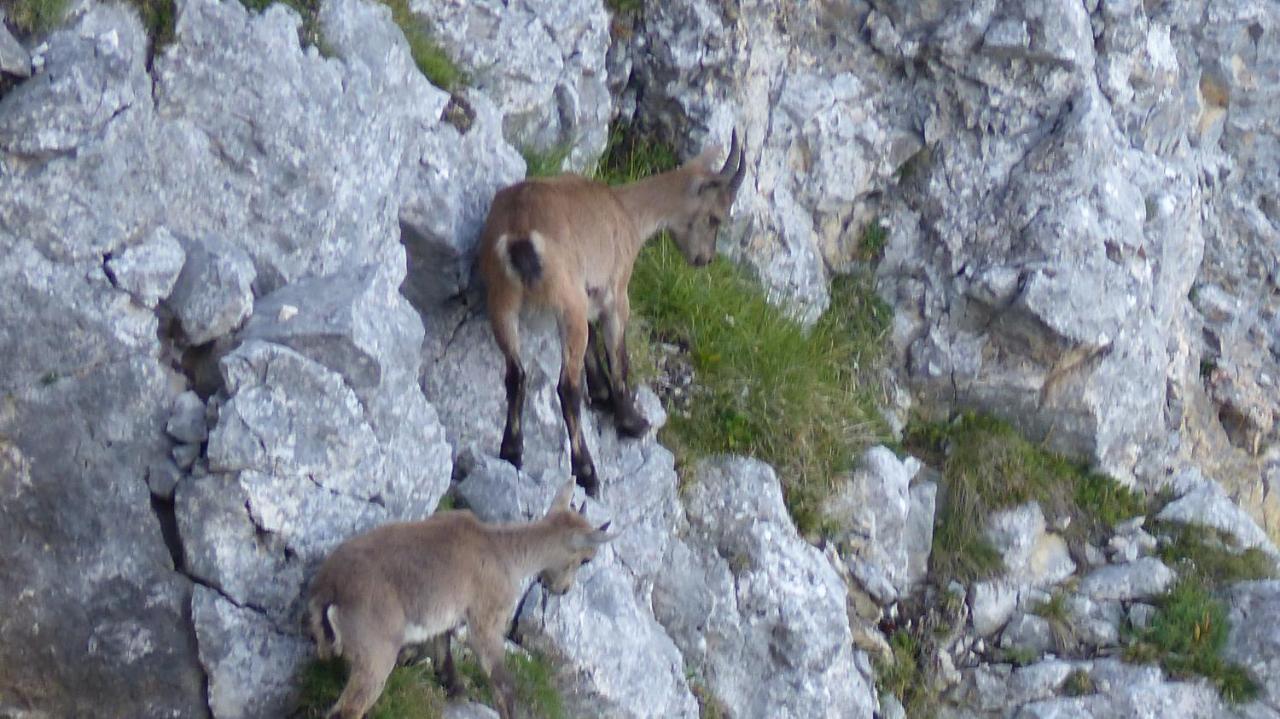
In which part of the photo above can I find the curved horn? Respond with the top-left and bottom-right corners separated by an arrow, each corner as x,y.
718,130 -> 740,178
728,135 -> 747,194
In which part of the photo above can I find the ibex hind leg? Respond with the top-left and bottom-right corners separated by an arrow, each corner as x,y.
489,289 -> 527,470
328,640 -> 397,719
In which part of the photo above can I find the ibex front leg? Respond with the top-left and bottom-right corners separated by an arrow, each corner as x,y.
557,299 -> 600,497
601,296 -> 650,438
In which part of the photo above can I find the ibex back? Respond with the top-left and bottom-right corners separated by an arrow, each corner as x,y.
306,481 -> 613,719
479,132 -> 746,496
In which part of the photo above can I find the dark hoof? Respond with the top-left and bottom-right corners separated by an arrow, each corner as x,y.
615,410 -> 651,438
575,468 -> 600,499
499,440 -> 523,470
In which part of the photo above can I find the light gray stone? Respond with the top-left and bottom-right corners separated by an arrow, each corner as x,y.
653,456 -> 877,719
1223,581 -> 1280,710
1079,558 -> 1175,602
1157,482 -> 1277,556
987,503 -> 1076,587
105,226 -> 186,309
971,581 -> 1019,638
0,12 -> 30,78
1128,603 -> 1157,631
1000,613 -> 1056,656
906,479 -> 938,594
166,390 -> 208,445
444,702 -> 500,719
825,445 -> 915,603
166,234 -> 255,346
406,0 -> 612,172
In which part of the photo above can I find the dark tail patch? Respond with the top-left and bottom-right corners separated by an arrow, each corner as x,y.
507,236 -> 543,286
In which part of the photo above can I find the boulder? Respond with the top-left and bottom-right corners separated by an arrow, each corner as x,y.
654,456 -> 878,719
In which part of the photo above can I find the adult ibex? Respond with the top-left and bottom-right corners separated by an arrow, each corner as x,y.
306,481 -> 613,719
478,132 -> 747,497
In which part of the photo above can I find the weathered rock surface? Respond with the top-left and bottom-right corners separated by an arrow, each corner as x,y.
654,457 -> 878,719
823,446 -> 919,603
1223,581 -> 1280,713
407,0 -> 612,172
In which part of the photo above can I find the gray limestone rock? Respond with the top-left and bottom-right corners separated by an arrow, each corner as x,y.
105,226 -> 187,309
1000,613 -> 1056,656
167,234 -> 256,346
906,477 -> 938,593
0,12 -> 30,78
1157,482 -> 1277,556
824,446 -> 916,603
1079,558 -> 1175,602
1223,581 -> 1280,711
654,456 -> 877,719
405,0 -> 610,172
167,390 -> 208,445
971,581 -> 1020,638
987,503 -> 1076,588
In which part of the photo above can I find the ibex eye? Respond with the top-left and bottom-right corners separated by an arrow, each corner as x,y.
709,217 -> 721,228
579,558 -> 591,567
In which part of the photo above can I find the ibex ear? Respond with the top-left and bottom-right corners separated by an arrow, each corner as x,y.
687,142 -> 723,171
549,480 -> 576,515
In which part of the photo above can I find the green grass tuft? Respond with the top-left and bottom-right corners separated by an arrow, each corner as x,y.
521,142 -> 574,178
1124,580 -> 1260,703
4,0 -> 70,34
594,123 -> 891,536
1063,669 -> 1094,696
1155,521 -> 1279,586
874,631 -> 923,712
377,0 -> 462,91
294,658 -> 445,719
296,649 -> 565,719
126,0 -> 177,55
904,413 -> 1147,585
855,220 -> 888,263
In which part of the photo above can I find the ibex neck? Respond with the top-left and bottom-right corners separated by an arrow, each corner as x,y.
612,169 -> 692,250
490,519 -> 570,580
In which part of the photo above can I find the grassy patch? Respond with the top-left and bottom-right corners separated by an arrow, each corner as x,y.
604,0 -> 643,15
873,630 -> 940,717
1155,521 -> 1279,586
1124,580 -> 1260,703
377,0 -> 462,91
1030,590 -> 1078,652
4,0 -> 70,34
295,657 -> 445,719
903,413 -> 1147,585
593,124 -> 892,536
1063,669 -> 1094,696
855,220 -> 888,263
522,142 -> 574,178
296,649 -> 564,719
125,0 -> 177,56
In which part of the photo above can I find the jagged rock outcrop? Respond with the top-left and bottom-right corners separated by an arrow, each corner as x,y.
407,0 -> 613,172
618,1 -> 919,323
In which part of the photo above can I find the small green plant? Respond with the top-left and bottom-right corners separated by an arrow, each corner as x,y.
604,0 -> 643,15
1199,358 -> 1217,379
377,0 -> 462,91
855,220 -> 888,263
238,0 -> 323,49
687,674 -> 728,719
5,0 -> 70,34
454,650 -> 565,719
521,142 -> 574,178
874,631 -> 922,710
1001,646 -> 1039,667
904,413 -> 1147,585
1124,580 -> 1260,703
1031,590 -> 1078,652
294,657 -> 445,719
1062,669 -> 1094,696
1155,521 -> 1278,585
125,0 -> 177,54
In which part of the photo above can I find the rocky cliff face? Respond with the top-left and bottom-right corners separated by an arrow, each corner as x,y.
2,0 -> 1280,718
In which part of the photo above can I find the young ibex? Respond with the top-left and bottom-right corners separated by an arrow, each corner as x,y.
306,481 -> 614,719
479,132 -> 747,497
